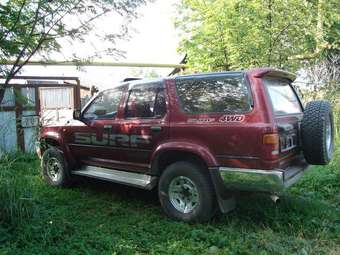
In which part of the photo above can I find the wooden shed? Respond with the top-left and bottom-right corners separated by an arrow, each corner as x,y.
0,76 -> 90,154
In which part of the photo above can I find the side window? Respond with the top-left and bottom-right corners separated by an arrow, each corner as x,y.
83,88 -> 123,120
125,87 -> 166,118
176,75 -> 251,114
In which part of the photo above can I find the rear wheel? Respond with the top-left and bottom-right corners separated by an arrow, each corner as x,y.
301,100 -> 334,165
158,161 -> 217,222
41,147 -> 71,187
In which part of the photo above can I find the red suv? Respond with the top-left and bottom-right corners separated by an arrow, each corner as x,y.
37,68 -> 335,222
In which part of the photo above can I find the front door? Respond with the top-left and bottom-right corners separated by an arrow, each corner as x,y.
67,86 -> 126,169
118,82 -> 169,173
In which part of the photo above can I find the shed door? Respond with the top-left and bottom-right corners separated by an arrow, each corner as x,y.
39,87 -> 74,125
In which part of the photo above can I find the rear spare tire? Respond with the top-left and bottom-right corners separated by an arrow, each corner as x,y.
301,100 -> 334,165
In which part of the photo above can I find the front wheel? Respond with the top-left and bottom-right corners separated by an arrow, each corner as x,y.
158,161 -> 217,222
41,147 -> 71,187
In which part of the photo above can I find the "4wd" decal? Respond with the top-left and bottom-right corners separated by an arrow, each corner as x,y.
219,115 -> 245,123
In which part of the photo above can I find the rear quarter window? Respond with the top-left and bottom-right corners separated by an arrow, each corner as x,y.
263,77 -> 302,115
175,74 -> 252,114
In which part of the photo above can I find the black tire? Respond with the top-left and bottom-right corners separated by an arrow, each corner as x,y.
41,147 -> 71,187
301,100 -> 334,165
158,161 -> 217,222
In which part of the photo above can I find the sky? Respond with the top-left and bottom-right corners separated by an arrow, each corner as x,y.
19,0 -> 182,90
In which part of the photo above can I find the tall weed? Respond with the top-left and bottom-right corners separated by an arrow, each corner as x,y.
0,154 -> 37,226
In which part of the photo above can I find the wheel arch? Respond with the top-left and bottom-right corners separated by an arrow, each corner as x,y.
150,142 -> 217,176
40,133 -> 77,168
43,137 -> 61,147
40,132 -> 63,151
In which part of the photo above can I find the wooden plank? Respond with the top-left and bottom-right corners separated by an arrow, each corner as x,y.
0,75 -> 79,81
3,83 -> 78,88
0,106 -> 16,111
0,105 -> 34,112
75,79 -> 81,109
3,83 -> 90,90
14,87 -> 25,152
22,110 -> 39,153
0,87 -> 15,107
0,111 -> 17,154
35,87 -> 40,115
73,87 -> 77,111
80,85 -> 90,91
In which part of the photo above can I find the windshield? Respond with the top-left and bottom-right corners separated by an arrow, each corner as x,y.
264,77 -> 302,115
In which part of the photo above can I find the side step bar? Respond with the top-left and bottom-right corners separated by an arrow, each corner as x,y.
72,165 -> 157,190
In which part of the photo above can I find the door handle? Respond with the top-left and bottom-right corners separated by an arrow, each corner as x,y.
103,125 -> 112,129
150,126 -> 162,132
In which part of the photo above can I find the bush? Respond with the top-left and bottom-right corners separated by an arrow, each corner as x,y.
0,154 -> 37,226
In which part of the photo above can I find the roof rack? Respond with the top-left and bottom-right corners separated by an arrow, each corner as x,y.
122,78 -> 142,82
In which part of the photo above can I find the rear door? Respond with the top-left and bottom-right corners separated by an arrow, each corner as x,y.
263,76 -> 304,168
118,81 -> 169,173
172,74 -> 257,167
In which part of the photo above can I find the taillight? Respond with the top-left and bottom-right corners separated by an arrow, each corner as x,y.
263,133 -> 279,145
263,133 -> 279,158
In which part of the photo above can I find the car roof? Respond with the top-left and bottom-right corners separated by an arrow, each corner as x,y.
122,71 -> 245,89
99,68 -> 295,93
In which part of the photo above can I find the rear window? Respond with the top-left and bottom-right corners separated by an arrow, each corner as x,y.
264,77 -> 302,115
175,75 -> 252,114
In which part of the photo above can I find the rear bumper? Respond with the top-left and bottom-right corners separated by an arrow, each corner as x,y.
210,161 -> 310,194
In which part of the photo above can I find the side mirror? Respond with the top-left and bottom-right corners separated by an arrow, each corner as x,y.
73,109 -> 81,120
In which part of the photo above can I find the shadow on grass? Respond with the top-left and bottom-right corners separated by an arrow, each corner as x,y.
69,175 -> 338,231
71,175 -> 160,205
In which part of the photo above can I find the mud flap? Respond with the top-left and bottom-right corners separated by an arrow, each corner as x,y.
209,167 -> 236,213
217,194 -> 236,213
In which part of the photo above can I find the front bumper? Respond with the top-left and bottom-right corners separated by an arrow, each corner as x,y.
211,161 -> 310,194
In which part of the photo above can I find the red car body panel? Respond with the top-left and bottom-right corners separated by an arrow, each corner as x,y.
40,68 -> 303,174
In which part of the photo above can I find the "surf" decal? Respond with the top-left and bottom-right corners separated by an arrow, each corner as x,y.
74,132 -> 151,147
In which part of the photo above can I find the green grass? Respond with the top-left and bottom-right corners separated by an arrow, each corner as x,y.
0,149 -> 339,255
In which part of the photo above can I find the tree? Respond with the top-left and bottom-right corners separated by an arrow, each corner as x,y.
0,0 -> 148,103
296,54 -> 340,135
300,54 -> 340,105
176,0 -> 339,72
